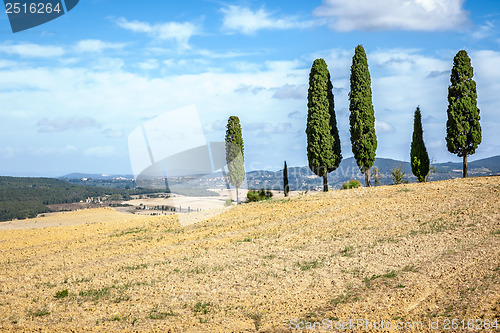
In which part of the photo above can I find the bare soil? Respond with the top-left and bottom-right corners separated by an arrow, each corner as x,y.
0,177 -> 499,332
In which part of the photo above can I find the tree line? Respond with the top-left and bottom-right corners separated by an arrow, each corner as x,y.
306,46 -> 481,190
223,46 -> 482,198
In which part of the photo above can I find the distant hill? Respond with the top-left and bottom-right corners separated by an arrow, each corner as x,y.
61,173 -> 134,180
247,155 -> 500,191
469,155 -> 500,174
56,155 -> 500,192
60,174 -> 135,189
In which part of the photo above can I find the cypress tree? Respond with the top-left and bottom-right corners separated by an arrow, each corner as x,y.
328,64 -> 342,174
306,58 -> 342,192
283,161 -> 289,197
410,106 -> 430,182
446,50 -> 481,178
225,116 -> 245,203
349,45 -> 377,187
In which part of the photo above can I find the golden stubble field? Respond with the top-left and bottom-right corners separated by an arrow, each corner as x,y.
0,177 -> 499,332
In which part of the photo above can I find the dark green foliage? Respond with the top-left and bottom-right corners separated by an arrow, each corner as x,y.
0,177 -> 156,222
246,191 -> 260,202
341,180 -> 362,189
63,177 -> 135,189
283,161 -> 289,197
446,50 -> 481,178
225,116 -> 245,203
78,287 -> 110,301
306,58 -> 342,192
148,307 -> 176,319
27,308 -> 50,318
349,45 -> 377,187
54,289 -> 69,299
327,67 -> 342,173
296,259 -> 319,271
246,189 -> 273,202
306,59 -> 333,181
192,301 -> 212,314
410,107 -> 430,182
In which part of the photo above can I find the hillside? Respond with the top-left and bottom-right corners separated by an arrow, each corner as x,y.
0,177 -> 498,332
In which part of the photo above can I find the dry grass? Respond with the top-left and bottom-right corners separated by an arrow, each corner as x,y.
0,177 -> 499,332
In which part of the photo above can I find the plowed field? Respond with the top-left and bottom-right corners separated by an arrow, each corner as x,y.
0,177 -> 499,332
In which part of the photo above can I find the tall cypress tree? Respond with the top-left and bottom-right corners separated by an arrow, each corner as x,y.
283,161 -> 289,197
306,58 -> 341,192
410,106 -> 430,182
446,50 -> 481,178
349,45 -> 377,187
225,116 -> 245,203
327,65 -> 342,174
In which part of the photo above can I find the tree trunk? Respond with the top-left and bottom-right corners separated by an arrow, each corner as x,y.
463,153 -> 468,178
236,187 -> 239,204
323,174 -> 328,192
364,169 -> 371,187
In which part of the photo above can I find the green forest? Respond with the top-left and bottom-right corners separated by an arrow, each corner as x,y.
0,177 -> 159,222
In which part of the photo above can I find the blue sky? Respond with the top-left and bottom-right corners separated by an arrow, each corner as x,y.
0,0 -> 499,177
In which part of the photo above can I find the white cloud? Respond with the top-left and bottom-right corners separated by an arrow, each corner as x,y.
34,145 -> 77,156
0,42 -> 65,58
472,50 -> 500,105
235,84 -> 266,95
89,57 -> 125,71
314,0 -> 470,32
37,116 -> 101,132
288,111 -> 305,119
272,84 -> 307,99
221,5 -> 313,35
228,61 -> 263,72
195,49 -> 255,59
74,39 -> 127,53
265,59 -> 304,72
203,119 -> 226,134
245,122 -> 292,136
469,50 -> 500,160
83,146 -> 118,157
470,21 -> 495,40
137,59 -> 159,70
0,60 -> 20,68
116,17 -> 199,49
375,120 -> 395,133
102,129 -> 125,139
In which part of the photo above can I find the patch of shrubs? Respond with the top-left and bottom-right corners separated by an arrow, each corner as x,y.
246,189 -> 273,202
341,180 -> 362,189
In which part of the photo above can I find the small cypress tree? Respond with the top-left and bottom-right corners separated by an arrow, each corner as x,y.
283,161 -> 289,197
225,116 -> 245,203
349,45 -> 377,187
446,50 -> 481,178
305,58 -> 341,192
410,106 -> 430,182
